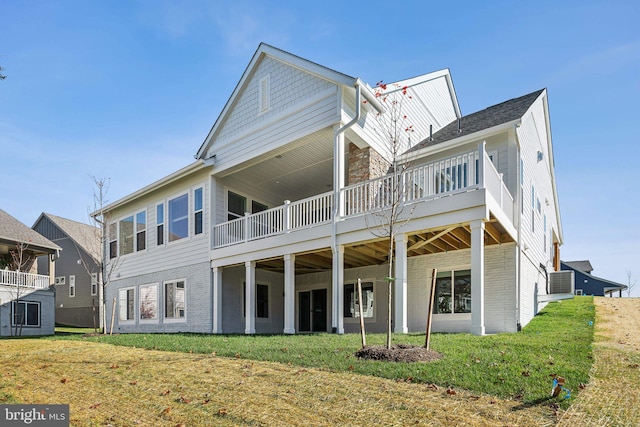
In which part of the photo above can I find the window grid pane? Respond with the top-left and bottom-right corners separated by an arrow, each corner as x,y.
169,194 -> 189,242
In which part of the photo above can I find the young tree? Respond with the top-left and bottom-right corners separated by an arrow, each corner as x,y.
4,240 -> 36,336
77,176 -> 121,333
365,82 -> 416,349
626,271 -> 636,298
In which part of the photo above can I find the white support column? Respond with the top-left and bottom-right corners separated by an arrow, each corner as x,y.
335,128 -> 346,218
284,254 -> 295,334
394,233 -> 408,333
244,261 -> 256,334
470,220 -> 486,336
331,244 -> 345,334
477,141 -> 486,187
212,267 -> 222,334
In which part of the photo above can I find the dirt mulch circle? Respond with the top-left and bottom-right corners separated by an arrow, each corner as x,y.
355,343 -> 442,363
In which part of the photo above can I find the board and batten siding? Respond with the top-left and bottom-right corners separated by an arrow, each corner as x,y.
107,168 -> 212,281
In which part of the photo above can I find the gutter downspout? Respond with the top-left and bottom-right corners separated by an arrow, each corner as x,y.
514,123 -> 523,331
331,84 -> 362,333
330,81 -> 383,333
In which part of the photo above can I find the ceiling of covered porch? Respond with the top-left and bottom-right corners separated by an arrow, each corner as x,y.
255,217 -> 515,274
217,127 -> 348,207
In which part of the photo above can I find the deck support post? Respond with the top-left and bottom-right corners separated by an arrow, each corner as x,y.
394,233 -> 408,333
212,267 -> 222,334
244,261 -> 256,334
471,220 -> 486,336
331,244 -> 345,334
284,254 -> 296,334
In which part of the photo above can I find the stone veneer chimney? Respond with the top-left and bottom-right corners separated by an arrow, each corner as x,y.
348,143 -> 391,185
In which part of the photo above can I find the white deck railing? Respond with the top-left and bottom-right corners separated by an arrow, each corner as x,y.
213,144 -> 512,248
0,270 -> 50,289
343,149 -> 480,216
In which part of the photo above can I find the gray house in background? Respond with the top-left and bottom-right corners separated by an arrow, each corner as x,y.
33,213 -> 101,328
561,260 -> 627,297
0,209 -> 59,336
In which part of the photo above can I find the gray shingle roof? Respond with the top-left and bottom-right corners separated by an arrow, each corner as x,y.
0,209 -> 60,254
41,213 -> 101,263
408,89 -> 545,152
563,260 -> 594,274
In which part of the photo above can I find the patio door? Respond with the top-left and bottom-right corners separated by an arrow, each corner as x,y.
298,289 -> 327,332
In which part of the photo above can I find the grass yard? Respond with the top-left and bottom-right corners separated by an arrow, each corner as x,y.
49,296 -> 595,408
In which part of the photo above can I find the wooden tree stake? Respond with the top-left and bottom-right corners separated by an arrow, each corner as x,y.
425,268 -> 437,349
357,278 -> 366,348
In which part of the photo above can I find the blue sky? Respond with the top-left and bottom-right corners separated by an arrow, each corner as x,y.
1,1 -> 638,294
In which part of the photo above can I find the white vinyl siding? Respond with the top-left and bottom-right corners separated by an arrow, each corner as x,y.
106,173 -> 210,280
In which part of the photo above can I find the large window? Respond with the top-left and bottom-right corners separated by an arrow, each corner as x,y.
433,270 -> 471,314
119,215 -> 134,255
118,212 -> 146,255
165,280 -> 185,319
228,191 -> 246,221
227,191 -> 268,221
139,284 -> 158,321
12,301 -> 40,327
194,187 -> 203,235
169,194 -> 189,242
118,288 -> 135,321
344,281 -> 374,318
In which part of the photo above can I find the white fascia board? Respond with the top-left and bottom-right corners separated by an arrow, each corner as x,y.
96,160 -> 206,216
403,119 -> 520,162
541,90 -> 564,245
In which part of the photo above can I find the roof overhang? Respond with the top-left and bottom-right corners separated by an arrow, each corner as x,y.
402,119 -> 520,163
95,160 -> 206,216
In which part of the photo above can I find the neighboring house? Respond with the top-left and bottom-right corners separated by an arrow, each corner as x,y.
100,43 -> 573,337
0,209 -> 60,336
562,260 -> 627,297
33,213 -> 101,327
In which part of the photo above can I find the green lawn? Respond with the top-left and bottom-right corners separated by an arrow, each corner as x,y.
49,296 -> 595,407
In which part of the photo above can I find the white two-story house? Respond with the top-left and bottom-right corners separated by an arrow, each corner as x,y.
100,43 -> 572,336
